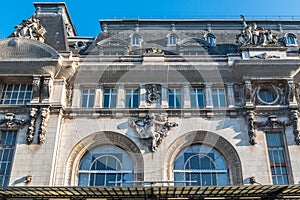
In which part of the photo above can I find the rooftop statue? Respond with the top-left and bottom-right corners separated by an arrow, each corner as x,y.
236,15 -> 278,46
11,16 -> 47,43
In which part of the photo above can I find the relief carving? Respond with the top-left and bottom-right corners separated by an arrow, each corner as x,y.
144,47 -> 163,55
145,84 -> 161,104
129,113 -> 178,152
0,113 -> 26,129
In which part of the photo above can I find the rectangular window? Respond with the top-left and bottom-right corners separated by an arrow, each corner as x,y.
0,84 -> 33,105
81,89 -> 95,108
190,88 -> 204,108
169,88 -> 182,108
0,131 -> 17,187
125,89 -> 139,108
212,88 -> 226,108
266,132 -> 289,185
103,89 -> 117,108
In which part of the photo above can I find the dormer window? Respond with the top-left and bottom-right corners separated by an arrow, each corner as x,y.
131,34 -> 141,46
205,33 -> 216,46
284,33 -> 297,46
168,33 -> 178,46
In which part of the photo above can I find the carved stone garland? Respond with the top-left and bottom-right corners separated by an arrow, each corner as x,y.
247,111 -> 256,145
26,108 -> 38,144
128,113 -> 178,152
38,107 -> 50,144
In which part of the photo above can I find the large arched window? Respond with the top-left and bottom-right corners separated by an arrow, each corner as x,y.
174,144 -> 228,186
78,145 -> 134,186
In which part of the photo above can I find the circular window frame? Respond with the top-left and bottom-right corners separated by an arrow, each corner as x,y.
257,85 -> 280,105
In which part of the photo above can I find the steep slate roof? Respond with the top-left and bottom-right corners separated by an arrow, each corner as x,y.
33,2 -> 77,52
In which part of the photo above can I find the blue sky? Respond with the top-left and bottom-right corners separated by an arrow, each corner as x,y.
2,0 -> 300,38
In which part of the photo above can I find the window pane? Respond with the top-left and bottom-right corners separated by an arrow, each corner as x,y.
0,131 -> 17,187
174,145 -> 228,186
78,145 -> 133,186
0,84 -> 33,105
266,132 -> 289,185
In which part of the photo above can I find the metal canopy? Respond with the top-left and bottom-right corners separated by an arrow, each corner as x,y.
0,185 -> 299,199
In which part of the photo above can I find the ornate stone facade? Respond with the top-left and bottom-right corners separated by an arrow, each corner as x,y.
1,3 -> 300,199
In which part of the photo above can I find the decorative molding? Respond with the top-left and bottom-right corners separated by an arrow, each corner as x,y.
0,113 -> 26,129
128,113 -> 178,152
27,107 -> 38,144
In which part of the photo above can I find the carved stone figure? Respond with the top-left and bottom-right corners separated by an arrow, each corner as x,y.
41,77 -> 52,101
129,113 -> 178,152
146,84 -> 161,104
38,107 -> 50,144
237,15 -> 278,46
27,108 -> 38,144
288,80 -> 296,104
245,80 -> 253,105
233,84 -> 244,107
290,110 -> 300,145
12,16 -> 47,43
32,77 -> 41,101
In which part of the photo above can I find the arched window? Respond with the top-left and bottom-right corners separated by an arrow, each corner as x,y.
78,145 -> 134,186
205,33 -> 216,46
131,34 -> 141,46
168,33 -> 178,46
174,144 -> 228,186
284,33 -> 297,46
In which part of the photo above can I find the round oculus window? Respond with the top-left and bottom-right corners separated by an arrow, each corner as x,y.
257,86 -> 279,105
